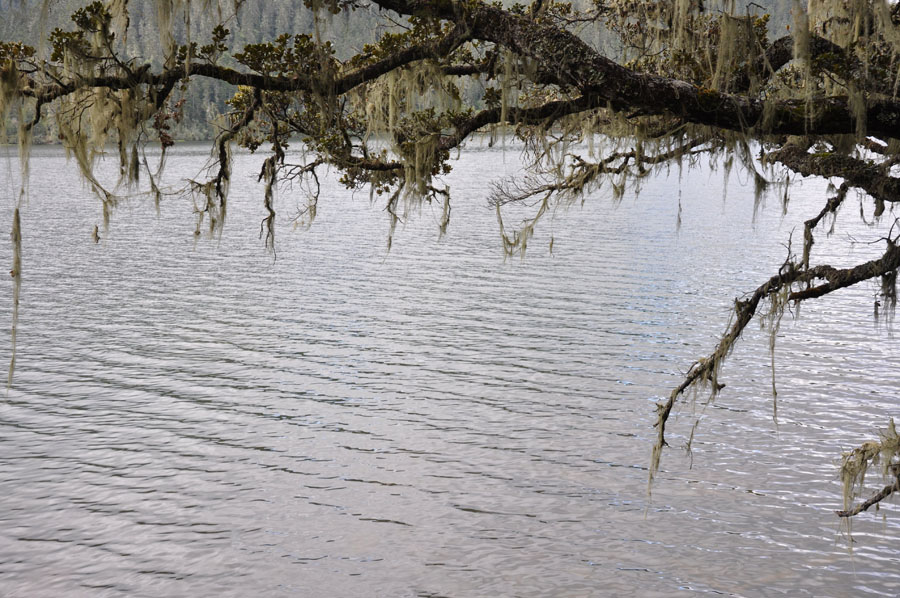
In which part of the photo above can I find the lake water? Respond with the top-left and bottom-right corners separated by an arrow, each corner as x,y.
1,140 -> 899,597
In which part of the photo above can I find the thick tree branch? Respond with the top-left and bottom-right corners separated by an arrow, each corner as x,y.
730,34 -> 845,91
373,0 -> 900,140
771,144 -> 900,207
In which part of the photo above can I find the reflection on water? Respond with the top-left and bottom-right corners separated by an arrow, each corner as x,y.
0,141 -> 898,597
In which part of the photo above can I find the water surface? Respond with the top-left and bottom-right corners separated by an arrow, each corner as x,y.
1,141 -> 898,597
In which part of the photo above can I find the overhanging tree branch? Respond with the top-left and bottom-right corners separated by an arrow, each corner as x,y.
14,0 -> 900,144
652,238 -> 900,481
372,0 -> 900,139
771,144 -> 900,207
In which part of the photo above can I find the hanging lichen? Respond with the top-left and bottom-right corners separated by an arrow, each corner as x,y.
839,419 -> 900,518
7,206 -> 21,390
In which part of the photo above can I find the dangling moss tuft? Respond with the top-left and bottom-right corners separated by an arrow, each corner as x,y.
8,206 -> 21,390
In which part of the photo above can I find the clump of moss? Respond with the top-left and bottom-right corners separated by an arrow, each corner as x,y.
840,419 -> 900,516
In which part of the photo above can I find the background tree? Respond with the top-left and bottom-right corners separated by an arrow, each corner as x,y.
1,0 -> 899,518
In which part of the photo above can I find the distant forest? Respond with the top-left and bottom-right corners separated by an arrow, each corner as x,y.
0,0 -> 789,141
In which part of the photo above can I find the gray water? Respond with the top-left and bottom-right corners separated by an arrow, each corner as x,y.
1,141 -> 898,597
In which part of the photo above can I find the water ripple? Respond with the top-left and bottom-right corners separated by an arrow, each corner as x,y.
0,142 -> 898,597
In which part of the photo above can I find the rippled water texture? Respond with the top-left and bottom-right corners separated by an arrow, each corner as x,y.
1,141 -> 899,597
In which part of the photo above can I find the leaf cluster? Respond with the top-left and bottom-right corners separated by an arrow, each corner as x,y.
234,33 -> 337,77
49,1 -> 114,62
0,42 -> 35,63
